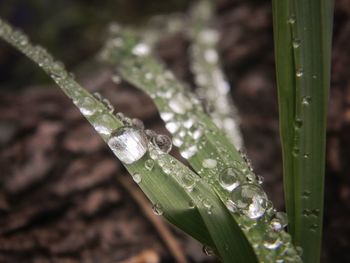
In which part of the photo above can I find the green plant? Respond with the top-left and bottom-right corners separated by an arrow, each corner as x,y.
0,0 -> 333,262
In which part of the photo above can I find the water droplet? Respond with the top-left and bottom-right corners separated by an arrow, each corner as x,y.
180,145 -> 198,159
257,175 -> 264,185
131,118 -> 144,129
160,112 -> 174,122
132,173 -> 142,184
202,245 -> 214,256
263,232 -> 282,250
199,29 -> 219,44
145,159 -> 154,171
292,38 -> 301,48
287,15 -> 296,24
169,93 -> 193,114
115,112 -> 125,121
188,200 -> 195,209
302,190 -> 311,199
202,158 -> 217,169
204,48 -> 218,64
112,75 -> 121,84
294,118 -> 303,128
296,246 -> 303,256
132,43 -> 150,56
180,173 -> 196,192
94,114 -> 116,135
78,97 -> 97,116
165,121 -> 180,133
296,69 -> 304,77
310,223 -> 318,232
152,203 -> 163,215
219,167 -> 243,191
108,127 -> 148,164
145,129 -> 157,139
275,212 -> 288,228
302,96 -> 312,105
102,98 -> 114,113
303,153 -> 309,159
292,147 -> 300,157
228,184 -> 268,219
270,218 -> 283,231
152,134 -> 172,153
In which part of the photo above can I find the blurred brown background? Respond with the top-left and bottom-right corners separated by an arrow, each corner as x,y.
0,0 -> 349,262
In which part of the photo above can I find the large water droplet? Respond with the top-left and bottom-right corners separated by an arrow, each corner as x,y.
219,167 -> 243,191
152,203 -> 163,215
228,184 -> 268,219
108,127 -> 148,164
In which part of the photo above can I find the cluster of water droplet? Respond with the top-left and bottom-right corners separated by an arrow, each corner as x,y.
188,0 -> 243,149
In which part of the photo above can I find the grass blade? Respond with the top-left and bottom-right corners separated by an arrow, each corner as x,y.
102,26 -> 301,262
0,18 -> 258,263
272,0 -> 334,262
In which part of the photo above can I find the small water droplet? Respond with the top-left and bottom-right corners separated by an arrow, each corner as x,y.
302,96 -> 312,105
292,38 -> 301,48
108,127 -> 148,164
303,153 -> 309,159
202,245 -> 214,256
115,112 -> 125,121
180,173 -> 196,192
152,134 -> 172,153
112,75 -> 121,84
168,93 -> 193,114
132,43 -> 150,56
145,129 -> 157,139
202,158 -> 217,169
204,48 -> 218,64
228,184 -> 268,219
78,97 -> 98,116
287,15 -> 296,24
263,232 -> 282,250
275,212 -> 288,228
145,159 -> 155,171
180,145 -> 198,159
302,190 -> 311,199
270,218 -> 282,231
152,203 -> 163,215
160,112 -> 174,122
131,118 -> 144,129
219,167 -> 243,191
296,69 -> 304,77
132,173 -> 142,184
94,114 -> 116,135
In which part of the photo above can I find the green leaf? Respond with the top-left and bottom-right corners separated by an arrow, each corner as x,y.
272,0 -> 334,262
102,23 -> 301,262
0,18 -> 258,263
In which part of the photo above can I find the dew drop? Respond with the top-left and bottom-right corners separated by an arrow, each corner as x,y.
131,118 -> 144,129
202,158 -> 217,169
160,112 -> 174,122
264,232 -> 282,250
132,43 -> 150,56
294,118 -> 303,128
145,129 -> 157,139
296,69 -> 304,77
94,114 -> 116,135
108,127 -> 148,164
78,97 -> 97,116
180,173 -> 196,192
270,218 -> 283,232
145,159 -> 155,171
219,167 -> 243,191
168,93 -> 193,114
132,173 -> 142,184
275,212 -> 288,228
152,134 -> 172,153
204,48 -> 218,64
292,38 -> 301,48
152,203 -> 163,215
228,184 -> 268,219
202,245 -> 214,256
287,15 -> 296,24
112,75 -> 121,84
180,145 -> 198,159
302,96 -> 312,105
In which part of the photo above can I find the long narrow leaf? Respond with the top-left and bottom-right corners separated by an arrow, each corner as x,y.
272,1 -> 334,262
